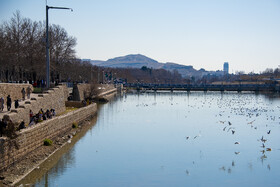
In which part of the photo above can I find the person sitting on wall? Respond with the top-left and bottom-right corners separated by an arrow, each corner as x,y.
82,100 -> 86,107
15,99 -> 19,109
35,113 -> 39,123
50,109 -> 56,116
29,110 -> 33,121
18,121 -> 25,130
38,109 -> 43,121
46,109 -> 51,119
43,112 -> 47,120
29,118 -> 35,126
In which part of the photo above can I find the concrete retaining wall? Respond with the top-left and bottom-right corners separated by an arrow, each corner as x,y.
0,83 -> 33,101
0,103 -> 97,171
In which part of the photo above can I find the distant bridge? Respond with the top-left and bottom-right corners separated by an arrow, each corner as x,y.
124,83 -> 280,92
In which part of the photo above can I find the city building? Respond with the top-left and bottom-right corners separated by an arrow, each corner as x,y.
223,62 -> 229,74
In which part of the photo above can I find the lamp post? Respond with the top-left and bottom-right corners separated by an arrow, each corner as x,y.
46,5 -> 72,88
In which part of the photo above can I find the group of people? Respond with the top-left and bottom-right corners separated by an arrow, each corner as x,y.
21,87 -> 32,101
0,107 -> 57,137
29,108 -> 56,126
0,96 -> 11,111
0,87 -> 32,112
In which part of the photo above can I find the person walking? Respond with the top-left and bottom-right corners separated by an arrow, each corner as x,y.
26,86 -> 32,99
7,95 -> 11,111
0,97 -> 4,111
21,88 -> 26,101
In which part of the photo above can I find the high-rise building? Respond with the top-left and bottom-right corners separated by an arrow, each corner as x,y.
223,62 -> 229,74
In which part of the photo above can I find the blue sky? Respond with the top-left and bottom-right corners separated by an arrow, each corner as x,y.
1,0 -> 280,73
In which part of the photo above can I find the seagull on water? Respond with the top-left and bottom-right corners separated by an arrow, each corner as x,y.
261,136 -> 267,143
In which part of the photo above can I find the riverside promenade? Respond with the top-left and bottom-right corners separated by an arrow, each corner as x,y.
0,83 -> 117,186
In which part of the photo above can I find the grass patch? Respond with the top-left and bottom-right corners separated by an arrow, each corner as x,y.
66,107 -> 79,112
33,87 -> 42,93
72,122 -> 78,128
58,107 -> 79,116
43,139 -> 53,146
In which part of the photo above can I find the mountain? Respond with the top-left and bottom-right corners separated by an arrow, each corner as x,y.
91,54 -> 161,69
87,54 -> 208,78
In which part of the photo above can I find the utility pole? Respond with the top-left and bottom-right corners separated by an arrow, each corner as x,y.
46,5 -> 72,88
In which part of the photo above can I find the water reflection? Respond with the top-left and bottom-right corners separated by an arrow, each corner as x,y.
20,142 -> 77,187
20,91 -> 280,187
18,116 -> 98,186
37,147 -> 76,187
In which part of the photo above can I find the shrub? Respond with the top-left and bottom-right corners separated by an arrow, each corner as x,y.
72,122 -> 78,128
43,139 -> 53,146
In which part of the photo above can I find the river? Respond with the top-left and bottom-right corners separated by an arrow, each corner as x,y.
19,91 -> 280,187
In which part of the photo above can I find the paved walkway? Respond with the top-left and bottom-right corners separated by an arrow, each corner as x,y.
0,93 -> 41,119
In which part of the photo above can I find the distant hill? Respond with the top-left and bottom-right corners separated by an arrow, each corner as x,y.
91,54 -> 161,69
87,54 -> 208,78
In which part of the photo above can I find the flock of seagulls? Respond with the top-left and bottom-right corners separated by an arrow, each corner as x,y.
127,92 -> 279,176
181,92 -> 279,175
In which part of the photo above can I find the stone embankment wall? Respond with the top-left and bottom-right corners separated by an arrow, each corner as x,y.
8,85 -> 68,124
0,83 -> 33,101
0,103 -> 97,171
60,83 -> 71,101
73,84 -> 116,101
98,86 -> 117,97
72,84 -> 91,101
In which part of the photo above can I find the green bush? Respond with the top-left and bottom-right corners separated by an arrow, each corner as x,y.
72,122 -> 78,128
43,139 -> 53,146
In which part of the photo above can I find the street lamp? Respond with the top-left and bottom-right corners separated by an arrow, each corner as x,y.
46,5 -> 72,88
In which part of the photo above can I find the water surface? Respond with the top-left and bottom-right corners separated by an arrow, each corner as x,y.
20,91 -> 280,187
